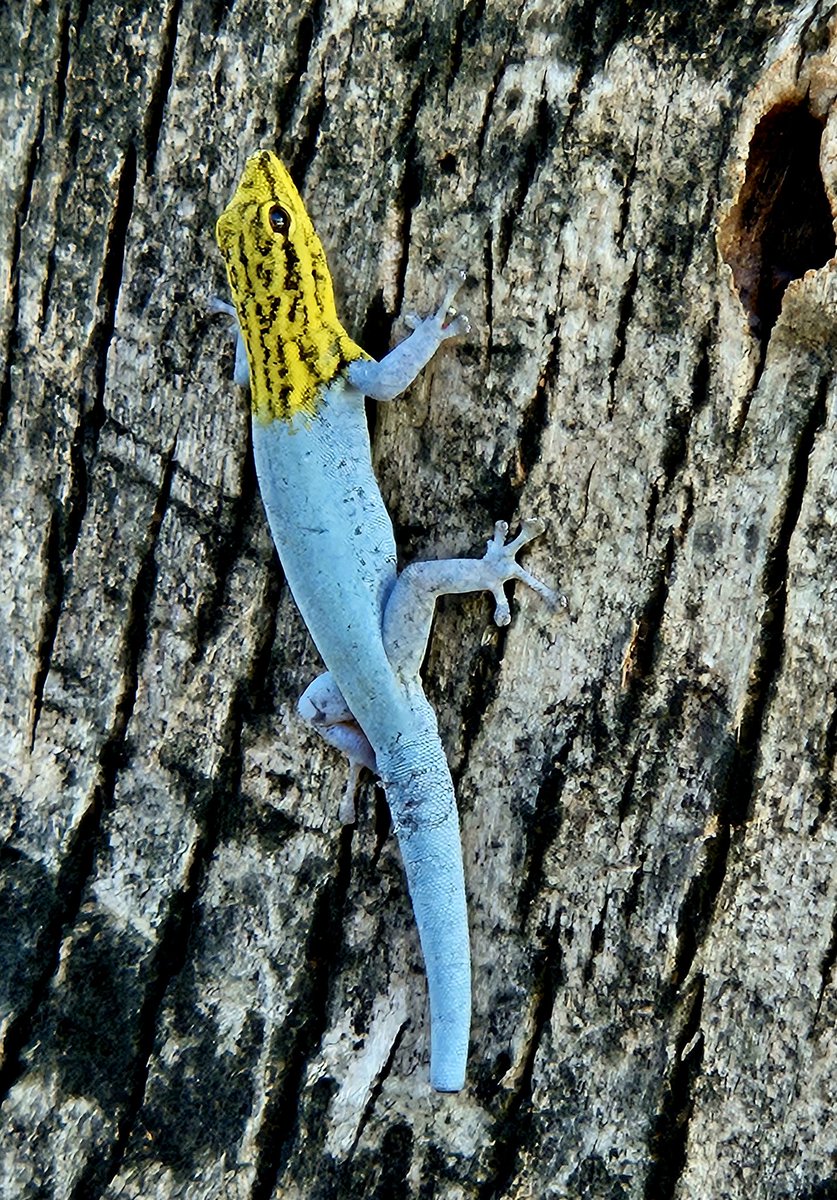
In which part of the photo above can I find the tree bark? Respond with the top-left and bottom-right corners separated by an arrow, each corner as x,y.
2,0 -> 837,1197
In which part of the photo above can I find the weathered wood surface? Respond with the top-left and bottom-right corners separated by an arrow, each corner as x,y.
2,0 -> 837,1197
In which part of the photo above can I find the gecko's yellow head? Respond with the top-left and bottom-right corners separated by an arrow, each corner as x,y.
215,150 -> 366,422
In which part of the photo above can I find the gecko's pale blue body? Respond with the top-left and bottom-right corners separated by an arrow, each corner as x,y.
253,375 -> 470,1091
220,281 -> 554,1092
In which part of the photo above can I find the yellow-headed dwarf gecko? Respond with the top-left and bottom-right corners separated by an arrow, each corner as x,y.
214,150 -> 556,1092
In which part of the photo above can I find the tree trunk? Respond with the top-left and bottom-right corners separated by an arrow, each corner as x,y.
2,0 -> 837,1196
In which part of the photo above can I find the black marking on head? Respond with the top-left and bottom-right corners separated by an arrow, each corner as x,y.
236,229 -> 251,283
294,336 -> 320,367
255,256 -> 274,291
255,151 -> 279,197
311,257 -> 328,310
283,236 -> 302,297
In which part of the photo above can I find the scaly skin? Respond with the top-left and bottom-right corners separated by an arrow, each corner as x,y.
215,150 -> 556,1092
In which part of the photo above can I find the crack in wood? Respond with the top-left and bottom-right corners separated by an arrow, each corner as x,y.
108,438 -> 179,759
30,145 -> 139,747
142,0 -> 183,177
389,79 -> 426,329
606,259 -> 639,420
444,0 -> 486,102
0,103 -> 45,436
473,32 -> 512,179
38,117 -> 81,333
729,372 -> 830,828
277,0 -> 328,157
250,827 -> 355,1200
358,288 -> 394,376
345,1020 -> 409,1163
582,891 -> 609,982
80,597 -> 281,1198
452,621 -> 509,792
94,141 -> 137,403
518,726 -> 577,924
0,442 -> 177,1110
657,322 -> 714,500
483,226 -> 494,365
813,893 -> 837,1030
664,373 -> 830,1008
476,907 -> 565,1200
28,504 -> 64,749
514,322 -> 561,492
497,86 -> 555,272
617,747 -> 642,825
621,847 -> 647,926
288,68 -> 327,186
671,821 -> 731,988
192,422 -> 267,659
53,1 -> 71,129
643,481 -> 660,553
619,530 -> 676,697
615,127 -> 640,253
643,974 -> 705,1200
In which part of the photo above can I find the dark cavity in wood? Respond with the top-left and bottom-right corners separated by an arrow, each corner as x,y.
720,99 -> 835,348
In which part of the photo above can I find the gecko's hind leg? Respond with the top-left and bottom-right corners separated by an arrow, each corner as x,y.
383,519 -> 559,680
298,673 -> 377,825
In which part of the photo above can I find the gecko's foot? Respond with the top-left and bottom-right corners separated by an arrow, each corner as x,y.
210,297 -> 250,387
210,296 -> 236,320
402,272 -> 470,342
484,519 -> 563,625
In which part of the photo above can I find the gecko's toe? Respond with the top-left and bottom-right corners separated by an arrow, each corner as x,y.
436,270 -> 469,323
492,588 -> 511,626
520,517 -> 546,540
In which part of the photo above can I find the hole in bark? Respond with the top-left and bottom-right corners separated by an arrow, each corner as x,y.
720,100 -> 835,345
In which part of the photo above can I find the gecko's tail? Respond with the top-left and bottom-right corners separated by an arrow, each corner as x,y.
380,739 -> 471,1092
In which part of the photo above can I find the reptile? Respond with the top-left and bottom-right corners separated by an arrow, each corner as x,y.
215,149 -> 555,1092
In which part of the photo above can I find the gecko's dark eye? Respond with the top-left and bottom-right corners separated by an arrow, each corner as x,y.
268,205 -> 290,235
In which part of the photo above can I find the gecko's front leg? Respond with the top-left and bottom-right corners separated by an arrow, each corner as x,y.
346,272 -> 470,402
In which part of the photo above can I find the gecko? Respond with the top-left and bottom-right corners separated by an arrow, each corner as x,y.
214,149 -> 555,1092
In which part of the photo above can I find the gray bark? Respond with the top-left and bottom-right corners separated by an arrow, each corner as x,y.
2,0 -> 837,1197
